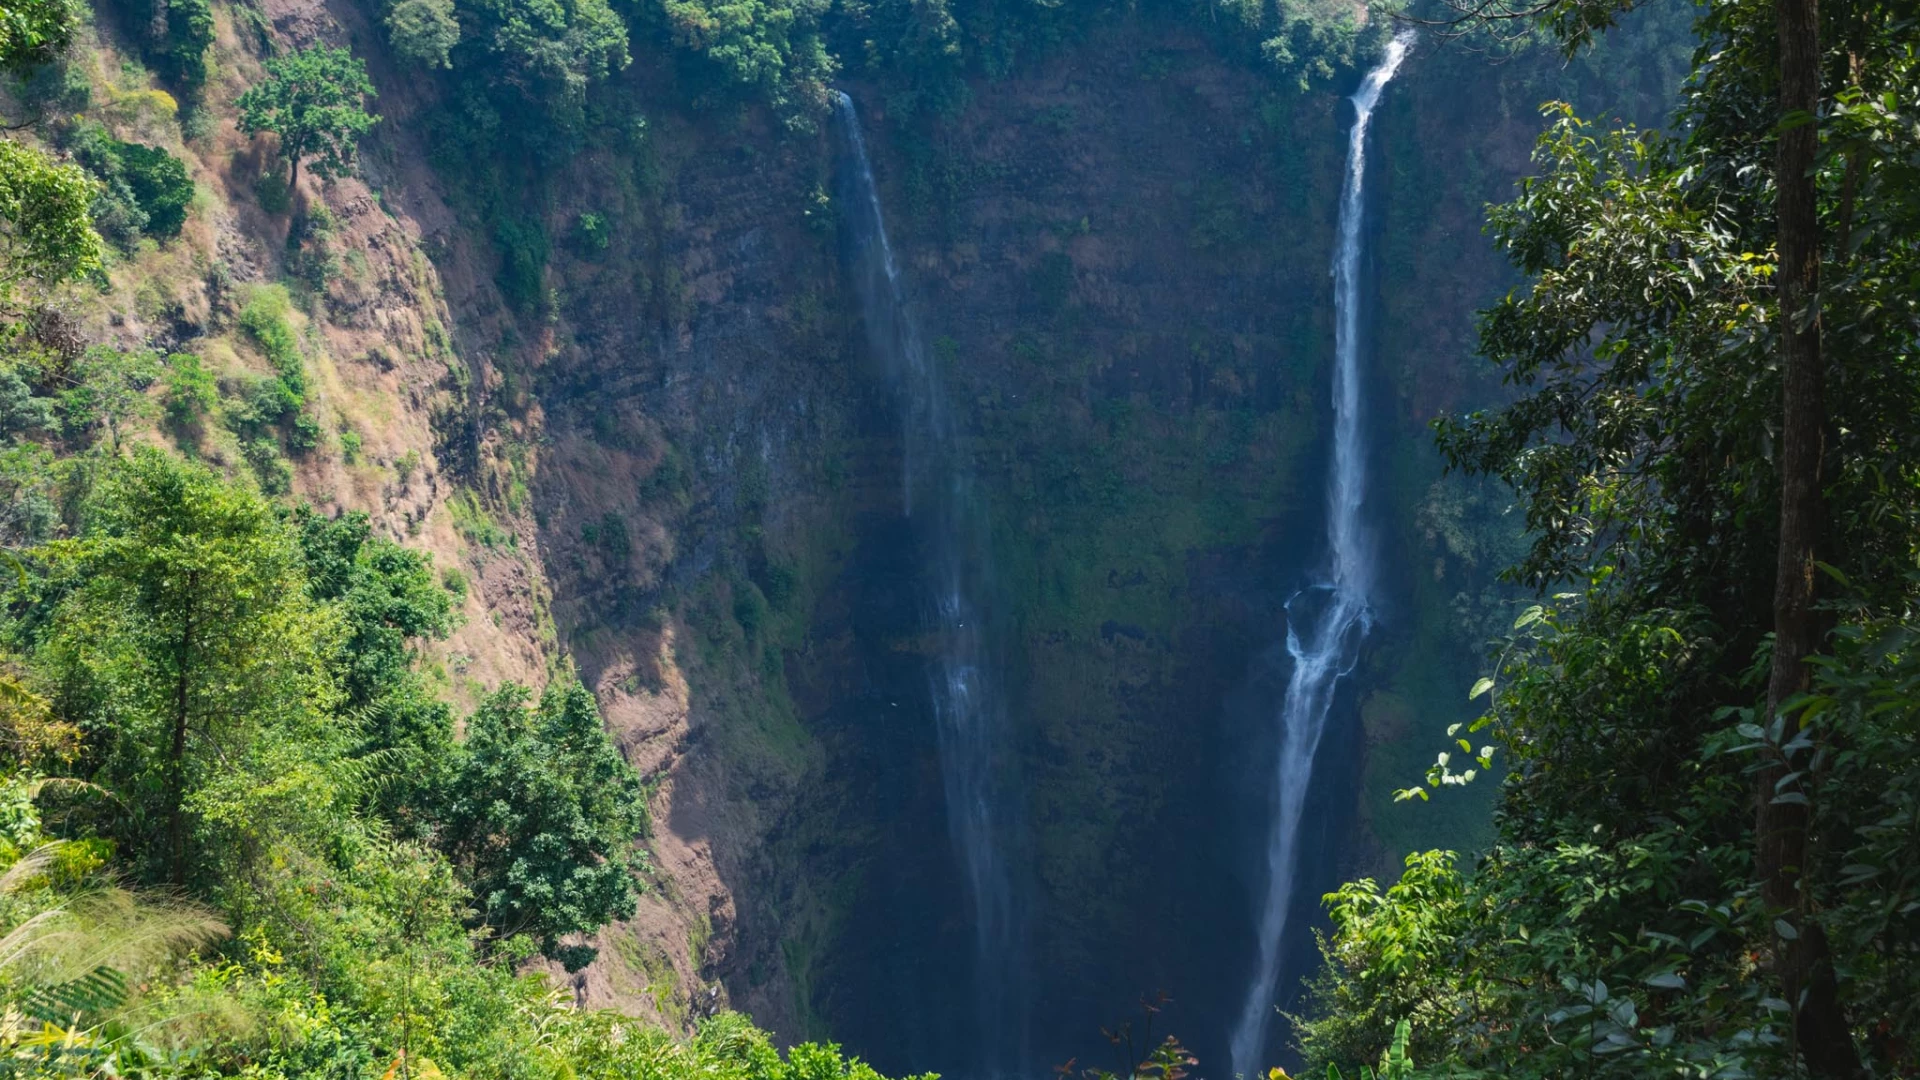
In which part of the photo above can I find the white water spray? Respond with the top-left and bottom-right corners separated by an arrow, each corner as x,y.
832,91 -> 1024,1074
1230,31 -> 1414,1075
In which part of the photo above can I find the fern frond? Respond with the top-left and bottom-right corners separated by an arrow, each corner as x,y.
21,964 -> 128,1024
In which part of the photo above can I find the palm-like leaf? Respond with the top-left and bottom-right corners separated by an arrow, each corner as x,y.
0,841 -> 231,1073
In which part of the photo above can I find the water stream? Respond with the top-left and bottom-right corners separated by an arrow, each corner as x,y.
1229,32 -> 1415,1075
832,91 -> 1026,1076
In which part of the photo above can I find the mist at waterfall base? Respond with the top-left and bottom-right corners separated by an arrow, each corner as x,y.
815,38 -> 1409,1074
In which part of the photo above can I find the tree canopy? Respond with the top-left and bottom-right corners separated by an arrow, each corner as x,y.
0,0 -> 80,74
0,449 -> 796,1077
387,0 -> 460,68
1299,0 -> 1920,1072
0,139 -> 103,305
440,680 -> 651,970
236,45 -> 380,190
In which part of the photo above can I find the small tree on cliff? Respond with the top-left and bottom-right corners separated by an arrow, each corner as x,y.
437,679 -> 649,971
236,45 -> 378,193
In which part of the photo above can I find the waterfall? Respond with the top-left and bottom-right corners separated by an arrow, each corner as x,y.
1229,31 -> 1414,1076
832,91 -> 1025,1075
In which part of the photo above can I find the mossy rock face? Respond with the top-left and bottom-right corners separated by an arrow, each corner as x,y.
510,4 -> 1692,1070
778,15 -> 1689,1070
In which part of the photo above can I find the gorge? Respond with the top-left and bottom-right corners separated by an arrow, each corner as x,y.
0,0 -> 1711,1073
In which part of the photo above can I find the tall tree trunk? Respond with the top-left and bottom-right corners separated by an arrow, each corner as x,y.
1760,0 -> 1860,1073
167,576 -> 196,886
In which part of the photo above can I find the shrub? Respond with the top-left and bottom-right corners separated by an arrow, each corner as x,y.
63,123 -> 194,242
253,171 -> 290,214
288,410 -> 322,455
113,142 -> 193,236
63,122 -> 145,246
387,0 -> 459,69
572,210 -> 610,254
162,0 -> 214,85
242,436 -> 291,493
0,367 -> 55,440
493,218 -> 548,310
161,352 -> 215,427
19,57 -> 90,112
178,102 -> 213,142
237,287 -> 304,395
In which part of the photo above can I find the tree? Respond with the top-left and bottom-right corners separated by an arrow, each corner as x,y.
160,0 -> 215,86
1756,0 -> 1860,1068
438,679 -> 648,969
293,507 -> 456,833
113,143 -> 194,238
1303,0 -> 1920,1070
0,139 -> 103,307
235,45 -> 379,192
293,508 -> 453,708
454,0 -> 629,134
0,0 -> 82,75
60,346 -> 159,450
67,124 -> 196,244
386,0 -> 460,69
35,450 -> 342,886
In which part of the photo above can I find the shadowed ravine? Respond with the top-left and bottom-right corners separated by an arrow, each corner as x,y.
1231,31 -> 1416,1075
831,91 -> 1029,1076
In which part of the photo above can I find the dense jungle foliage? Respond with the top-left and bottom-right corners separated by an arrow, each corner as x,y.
1297,0 -> 1920,1075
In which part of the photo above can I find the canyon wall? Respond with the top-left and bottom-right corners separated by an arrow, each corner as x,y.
514,9 -> 1690,1070
55,0 -> 1690,1067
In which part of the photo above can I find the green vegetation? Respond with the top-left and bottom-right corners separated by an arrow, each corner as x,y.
15,0 -> 1907,1068
1297,0 -> 1920,1074
440,681 -> 650,970
64,119 -> 194,245
161,352 -> 215,429
386,0 -> 459,69
236,45 -> 379,191
114,0 -> 216,86
0,138 -> 103,306
0,437 -> 914,1076
0,0 -> 81,74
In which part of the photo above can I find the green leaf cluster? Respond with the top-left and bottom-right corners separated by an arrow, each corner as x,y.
0,139 -> 103,306
236,45 -> 380,190
441,681 -> 650,969
114,0 -> 217,86
0,0 -> 81,75
63,120 -> 195,246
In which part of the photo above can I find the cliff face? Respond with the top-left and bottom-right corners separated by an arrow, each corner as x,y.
832,27 -> 1349,1060
515,12 -> 1689,1073
39,0 -> 1685,1067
